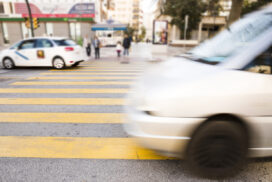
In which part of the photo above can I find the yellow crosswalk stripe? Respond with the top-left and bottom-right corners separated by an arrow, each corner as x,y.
0,88 -> 129,93
0,113 -> 123,123
0,98 -> 124,105
50,70 -> 142,72
11,82 -> 131,85
0,136 -> 171,160
27,76 -> 136,80
41,72 -> 140,75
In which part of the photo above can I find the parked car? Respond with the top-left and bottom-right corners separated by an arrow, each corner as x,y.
0,37 -> 86,69
124,6 -> 272,178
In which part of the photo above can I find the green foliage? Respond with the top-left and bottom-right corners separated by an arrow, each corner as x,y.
206,0 -> 223,17
125,26 -> 137,38
138,26 -> 146,42
162,0 -> 207,39
77,37 -> 83,46
242,0 -> 272,15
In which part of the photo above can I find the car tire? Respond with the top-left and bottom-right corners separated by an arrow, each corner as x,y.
186,120 -> 248,179
53,57 -> 65,69
72,62 -> 80,67
3,58 -> 15,69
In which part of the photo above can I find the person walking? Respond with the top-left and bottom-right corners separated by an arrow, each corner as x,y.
123,34 -> 131,56
92,36 -> 101,59
83,35 -> 91,57
116,41 -> 122,58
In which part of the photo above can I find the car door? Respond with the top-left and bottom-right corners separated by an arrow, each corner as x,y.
15,39 -> 37,66
34,39 -> 55,66
243,43 -> 272,150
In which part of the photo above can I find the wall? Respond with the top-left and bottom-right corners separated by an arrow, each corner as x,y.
6,22 -> 22,45
34,22 -> 46,37
53,22 -> 69,37
81,22 -> 92,39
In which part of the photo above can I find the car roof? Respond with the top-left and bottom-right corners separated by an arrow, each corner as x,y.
23,37 -> 69,41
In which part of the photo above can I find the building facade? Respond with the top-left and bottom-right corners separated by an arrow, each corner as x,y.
0,0 -> 100,47
107,0 -> 143,30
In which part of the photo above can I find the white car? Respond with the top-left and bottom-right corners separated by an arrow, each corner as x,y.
0,37 -> 86,69
124,6 -> 272,178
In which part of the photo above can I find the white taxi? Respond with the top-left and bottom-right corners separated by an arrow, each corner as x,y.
0,37 -> 86,69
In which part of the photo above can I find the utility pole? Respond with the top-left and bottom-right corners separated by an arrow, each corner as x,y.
25,0 -> 34,37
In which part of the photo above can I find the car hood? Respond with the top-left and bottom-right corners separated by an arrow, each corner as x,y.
134,57 -> 222,93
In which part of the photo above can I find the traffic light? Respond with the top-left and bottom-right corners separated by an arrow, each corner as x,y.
25,18 -> 30,29
33,18 -> 40,29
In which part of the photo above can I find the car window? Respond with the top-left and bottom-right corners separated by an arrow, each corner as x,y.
10,41 -> 21,49
244,45 -> 272,74
36,39 -> 53,48
188,13 -> 272,65
19,40 -> 35,50
53,39 -> 77,46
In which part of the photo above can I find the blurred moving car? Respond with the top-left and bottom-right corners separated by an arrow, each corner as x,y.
124,6 -> 272,178
0,37 -> 85,69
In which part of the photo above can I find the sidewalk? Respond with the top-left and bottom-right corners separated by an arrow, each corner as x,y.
96,43 -> 190,61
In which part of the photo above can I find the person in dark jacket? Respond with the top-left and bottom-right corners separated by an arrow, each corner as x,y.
123,34 -> 131,56
92,36 -> 101,59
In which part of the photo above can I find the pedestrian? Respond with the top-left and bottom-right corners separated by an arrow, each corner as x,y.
116,41 -> 122,57
92,36 -> 101,59
83,34 -> 91,57
123,34 -> 131,56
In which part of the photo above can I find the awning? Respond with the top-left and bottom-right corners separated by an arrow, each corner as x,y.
91,23 -> 127,31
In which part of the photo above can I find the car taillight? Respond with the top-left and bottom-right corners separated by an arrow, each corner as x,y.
65,47 -> 74,51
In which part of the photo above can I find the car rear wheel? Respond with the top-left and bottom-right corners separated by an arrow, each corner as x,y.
53,58 -> 65,69
3,58 -> 15,69
186,120 -> 248,179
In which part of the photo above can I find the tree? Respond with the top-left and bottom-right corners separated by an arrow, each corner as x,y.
242,0 -> 272,15
228,0 -> 244,25
138,26 -> 146,42
162,0 -> 207,39
125,26 -> 137,38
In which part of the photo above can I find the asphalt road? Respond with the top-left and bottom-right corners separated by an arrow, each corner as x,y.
0,44 -> 271,182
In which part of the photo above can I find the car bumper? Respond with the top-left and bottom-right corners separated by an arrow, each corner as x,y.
124,106 -> 204,157
65,60 -> 84,67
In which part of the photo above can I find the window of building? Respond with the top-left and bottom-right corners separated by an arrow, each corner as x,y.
21,23 -> 31,39
9,2 -> 13,14
2,23 -> 9,44
0,2 -> 4,14
46,23 -> 53,36
69,23 -> 81,41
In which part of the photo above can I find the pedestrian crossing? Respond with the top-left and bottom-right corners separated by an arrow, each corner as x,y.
0,61 -> 172,160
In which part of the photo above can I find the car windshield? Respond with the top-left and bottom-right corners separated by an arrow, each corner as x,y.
183,13 -> 272,65
53,39 -> 77,46
10,41 -> 21,49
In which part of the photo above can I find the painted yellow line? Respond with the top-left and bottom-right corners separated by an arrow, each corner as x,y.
0,113 -> 123,123
50,70 -> 142,72
11,82 -> 131,85
0,136 -> 171,159
41,72 -> 140,75
0,98 -> 124,105
0,88 -> 129,93
27,76 -> 136,80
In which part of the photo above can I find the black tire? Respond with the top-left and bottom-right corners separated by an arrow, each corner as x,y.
72,62 -> 80,67
2,58 -> 15,69
53,57 -> 65,69
186,120 -> 248,179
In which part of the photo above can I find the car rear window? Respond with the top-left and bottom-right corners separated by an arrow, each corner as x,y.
53,39 -> 77,46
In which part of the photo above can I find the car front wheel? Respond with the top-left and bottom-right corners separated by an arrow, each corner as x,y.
53,58 -> 65,69
3,58 -> 15,69
186,120 -> 248,179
